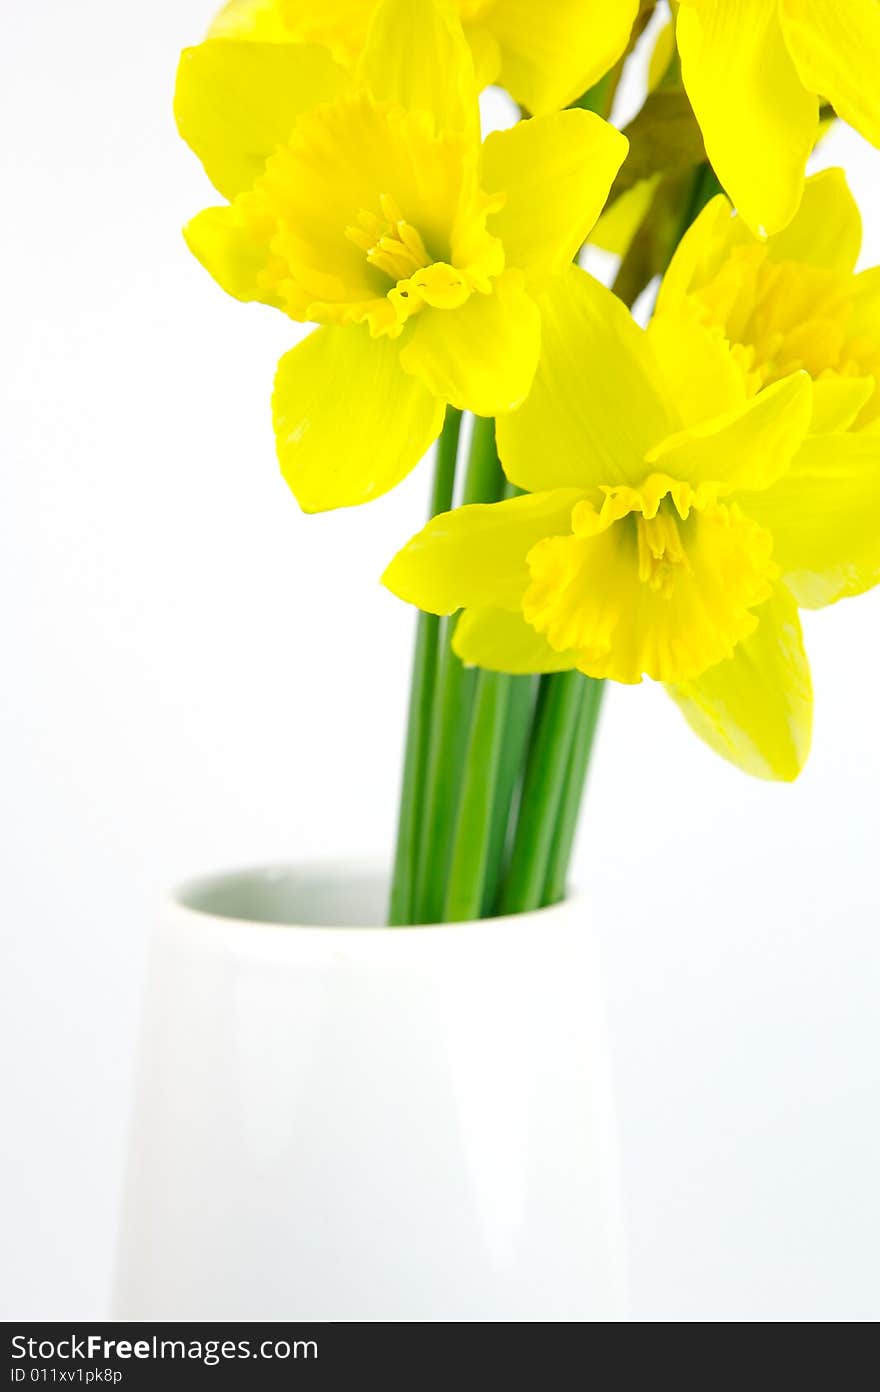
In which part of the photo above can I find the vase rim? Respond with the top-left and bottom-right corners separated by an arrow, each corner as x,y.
167,859 -> 580,944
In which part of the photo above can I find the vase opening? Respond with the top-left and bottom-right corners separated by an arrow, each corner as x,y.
176,864 -> 390,929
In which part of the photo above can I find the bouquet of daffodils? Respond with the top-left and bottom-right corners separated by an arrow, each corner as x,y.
175,0 -> 880,925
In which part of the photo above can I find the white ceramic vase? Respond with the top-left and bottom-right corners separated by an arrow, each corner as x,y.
113,863 -> 625,1322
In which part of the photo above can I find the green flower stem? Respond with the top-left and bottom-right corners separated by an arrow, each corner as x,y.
413,416 -> 506,923
497,671 -> 588,916
413,631 -> 477,923
443,670 -> 513,922
431,408 -> 463,512
481,675 -> 537,916
543,678 -> 605,907
460,415 -> 507,507
388,408 -> 461,926
475,477 -> 540,917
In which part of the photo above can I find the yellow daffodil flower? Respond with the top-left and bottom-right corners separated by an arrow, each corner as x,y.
208,0 -> 641,116
655,168 -> 880,439
385,265 -> 880,780
676,0 -> 880,236
175,0 -> 627,511
651,166 -> 880,615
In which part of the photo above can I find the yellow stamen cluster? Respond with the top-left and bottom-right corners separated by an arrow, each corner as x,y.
519,475 -> 778,685
636,507 -> 691,598
345,195 -> 432,283
344,192 -> 481,325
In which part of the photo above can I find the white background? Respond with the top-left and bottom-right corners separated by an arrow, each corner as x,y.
2,1 -> 878,1322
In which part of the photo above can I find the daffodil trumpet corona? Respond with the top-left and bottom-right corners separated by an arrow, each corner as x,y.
176,0 -> 880,926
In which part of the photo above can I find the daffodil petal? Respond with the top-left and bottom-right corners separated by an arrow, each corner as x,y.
847,269 -> 880,428
183,204 -> 285,308
487,0 -> 639,115
767,167 -> 862,273
648,313 -> 749,425
743,433 -> 880,608
357,0 -> 478,137
398,272 -> 541,418
285,0 -> 383,62
497,266 -> 678,494
590,175 -> 662,257
849,266 -> 880,336
174,39 -> 349,199
677,0 -> 818,236
479,110 -> 628,279
647,372 -> 813,491
668,584 -> 812,781
779,0 -> 880,148
655,194 -> 751,316
462,21 -> 501,88
210,0 -> 379,63
273,327 -> 444,511
382,488 -> 585,614
453,607 -> 578,675
809,376 -> 875,435
208,0 -> 291,41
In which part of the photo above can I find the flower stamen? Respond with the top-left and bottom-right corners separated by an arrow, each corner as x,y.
523,474 -> 776,684
345,195 -> 432,284
636,508 -> 692,597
